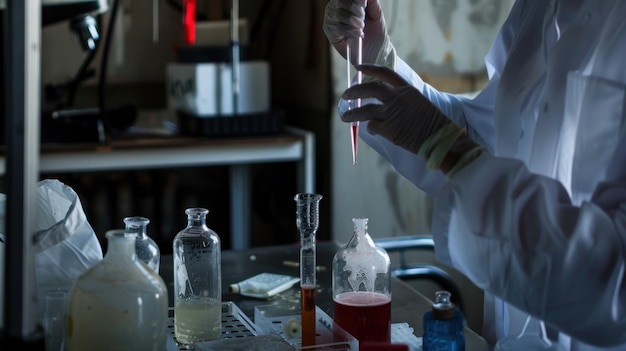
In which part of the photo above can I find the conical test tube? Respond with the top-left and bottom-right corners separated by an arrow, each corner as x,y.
346,36 -> 363,165
294,193 -> 323,347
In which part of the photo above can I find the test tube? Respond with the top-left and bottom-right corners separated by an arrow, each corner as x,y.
294,193 -> 323,347
346,36 -> 363,165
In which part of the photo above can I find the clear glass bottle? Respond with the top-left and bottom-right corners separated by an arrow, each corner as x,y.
422,290 -> 466,351
124,216 -> 160,273
495,315 -> 564,351
172,208 -> 222,345
332,218 -> 391,343
66,229 -> 168,351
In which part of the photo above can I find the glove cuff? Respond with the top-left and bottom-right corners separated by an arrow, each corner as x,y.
446,145 -> 483,178
374,36 -> 397,70
418,123 -> 464,170
418,123 -> 483,176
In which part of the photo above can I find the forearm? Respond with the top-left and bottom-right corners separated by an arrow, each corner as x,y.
433,154 -> 626,346
395,58 -> 495,152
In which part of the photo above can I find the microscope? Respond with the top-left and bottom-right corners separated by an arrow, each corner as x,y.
40,0 -> 109,44
1,0 -> 120,144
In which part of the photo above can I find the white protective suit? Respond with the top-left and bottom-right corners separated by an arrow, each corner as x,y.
357,0 -> 626,350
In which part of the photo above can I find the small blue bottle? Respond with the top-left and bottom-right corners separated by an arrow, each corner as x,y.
423,290 -> 465,351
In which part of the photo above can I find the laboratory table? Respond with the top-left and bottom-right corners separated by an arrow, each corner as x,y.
160,241 -> 488,350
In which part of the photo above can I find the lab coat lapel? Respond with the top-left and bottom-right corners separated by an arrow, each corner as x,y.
529,0 -> 614,178
494,0 -> 556,159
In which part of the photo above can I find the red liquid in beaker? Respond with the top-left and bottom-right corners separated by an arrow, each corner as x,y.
333,291 -> 391,343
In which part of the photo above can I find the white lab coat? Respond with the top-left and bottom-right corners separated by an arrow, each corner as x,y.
358,0 -> 626,349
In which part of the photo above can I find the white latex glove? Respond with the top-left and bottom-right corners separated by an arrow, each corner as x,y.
341,64 -> 483,175
323,0 -> 396,68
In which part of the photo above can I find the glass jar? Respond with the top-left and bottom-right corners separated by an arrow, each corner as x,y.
423,290 -> 465,351
332,218 -> 391,343
172,208 -> 222,345
124,216 -> 160,273
66,229 -> 168,351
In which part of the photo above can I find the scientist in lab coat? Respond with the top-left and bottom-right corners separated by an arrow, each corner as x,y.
324,0 -> 626,350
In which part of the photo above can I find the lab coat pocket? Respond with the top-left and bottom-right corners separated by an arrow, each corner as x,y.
558,71 -> 626,203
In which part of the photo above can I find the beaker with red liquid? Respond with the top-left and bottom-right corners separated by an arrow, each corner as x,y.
332,218 -> 391,344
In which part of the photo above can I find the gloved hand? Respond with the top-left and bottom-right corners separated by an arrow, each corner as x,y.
341,64 -> 483,176
323,0 -> 396,68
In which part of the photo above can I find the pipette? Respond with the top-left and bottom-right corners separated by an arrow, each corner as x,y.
294,193 -> 323,347
346,36 -> 363,165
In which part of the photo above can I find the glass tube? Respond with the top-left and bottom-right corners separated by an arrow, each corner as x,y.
346,36 -> 363,165
294,193 -> 323,347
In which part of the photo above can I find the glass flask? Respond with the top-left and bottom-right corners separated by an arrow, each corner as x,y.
495,315 -> 564,351
124,216 -> 160,273
332,218 -> 391,343
66,229 -> 168,351
172,208 -> 222,345
294,193 -> 323,347
422,290 -> 466,351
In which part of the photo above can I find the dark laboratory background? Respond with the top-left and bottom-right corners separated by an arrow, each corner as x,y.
0,0 -> 333,254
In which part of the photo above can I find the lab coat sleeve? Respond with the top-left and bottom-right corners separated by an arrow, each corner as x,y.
432,153 -> 626,347
358,59 -> 498,197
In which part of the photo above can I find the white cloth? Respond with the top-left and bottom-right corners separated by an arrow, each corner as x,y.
358,0 -> 626,349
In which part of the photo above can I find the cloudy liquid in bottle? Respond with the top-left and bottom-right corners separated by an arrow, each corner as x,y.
174,297 -> 221,344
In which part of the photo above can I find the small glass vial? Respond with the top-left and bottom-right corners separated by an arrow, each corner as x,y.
332,218 -> 391,343
124,216 -> 160,273
423,291 -> 465,351
173,208 -> 222,345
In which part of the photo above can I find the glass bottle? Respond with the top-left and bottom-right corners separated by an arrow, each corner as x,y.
332,218 -> 391,343
495,315 -> 564,351
124,216 -> 160,273
423,290 -> 466,351
172,208 -> 222,345
66,229 -> 168,351
294,193 -> 323,347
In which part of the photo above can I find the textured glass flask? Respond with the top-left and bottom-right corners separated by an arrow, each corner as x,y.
172,208 -> 222,345
66,229 -> 168,351
124,216 -> 160,273
332,218 -> 391,343
423,291 -> 466,351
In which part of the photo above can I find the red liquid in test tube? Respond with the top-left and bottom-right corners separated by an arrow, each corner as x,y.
346,36 -> 363,165
301,284 -> 316,346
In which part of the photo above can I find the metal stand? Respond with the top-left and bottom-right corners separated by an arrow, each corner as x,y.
1,0 -> 43,346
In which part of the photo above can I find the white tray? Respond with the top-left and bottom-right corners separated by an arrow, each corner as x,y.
167,301 -> 260,350
254,303 -> 358,351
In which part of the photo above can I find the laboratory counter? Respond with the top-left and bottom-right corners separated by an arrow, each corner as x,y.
159,241 -> 488,350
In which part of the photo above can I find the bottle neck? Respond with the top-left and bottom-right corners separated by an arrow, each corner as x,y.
350,218 -> 374,249
123,217 -> 149,239
106,232 -> 137,261
187,217 -> 207,228
347,229 -> 374,248
136,227 -> 148,239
